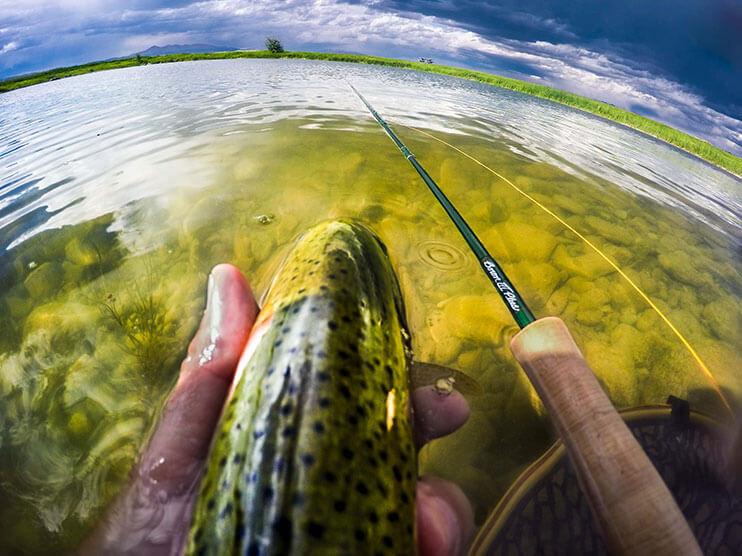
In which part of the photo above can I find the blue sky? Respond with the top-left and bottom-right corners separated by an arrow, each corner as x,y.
1,0 -> 741,157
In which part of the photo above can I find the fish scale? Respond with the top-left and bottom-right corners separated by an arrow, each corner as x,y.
187,220 -> 417,555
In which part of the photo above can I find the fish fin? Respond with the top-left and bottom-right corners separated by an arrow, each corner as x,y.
410,361 -> 483,396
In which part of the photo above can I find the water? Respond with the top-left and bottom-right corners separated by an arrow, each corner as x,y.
0,59 -> 740,553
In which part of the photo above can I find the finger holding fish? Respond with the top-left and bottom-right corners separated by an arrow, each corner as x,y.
82,225 -> 476,556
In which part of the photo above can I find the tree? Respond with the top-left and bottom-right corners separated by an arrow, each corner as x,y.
265,37 -> 284,53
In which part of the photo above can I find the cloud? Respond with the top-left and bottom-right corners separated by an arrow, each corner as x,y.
1,41 -> 19,55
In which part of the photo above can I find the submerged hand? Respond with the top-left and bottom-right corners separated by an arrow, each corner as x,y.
81,264 -> 474,556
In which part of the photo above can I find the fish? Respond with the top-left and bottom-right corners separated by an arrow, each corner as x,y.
186,219 -> 419,555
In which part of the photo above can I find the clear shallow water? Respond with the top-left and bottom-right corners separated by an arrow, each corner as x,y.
0,59 -> 740,553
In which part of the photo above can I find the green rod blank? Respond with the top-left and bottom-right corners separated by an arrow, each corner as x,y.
350,84 -> 535,328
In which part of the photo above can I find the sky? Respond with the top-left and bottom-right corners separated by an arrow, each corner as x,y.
1,0 -> 741,157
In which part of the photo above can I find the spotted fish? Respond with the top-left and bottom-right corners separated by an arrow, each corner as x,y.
186,219 -> 418,555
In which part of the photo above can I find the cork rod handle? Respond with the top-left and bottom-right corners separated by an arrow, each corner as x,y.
509,317 -> 701,555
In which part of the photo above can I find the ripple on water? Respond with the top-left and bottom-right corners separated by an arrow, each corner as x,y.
416,240 -> 471,271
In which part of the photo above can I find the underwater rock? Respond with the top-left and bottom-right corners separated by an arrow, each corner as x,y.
702,298 -> 741,343
551,192 -> 587,216
657,249 -> 714,289
481,221 -> 557,264
436,294 -> 514,344
551,243 -> 612,279
23,262 -> 64,299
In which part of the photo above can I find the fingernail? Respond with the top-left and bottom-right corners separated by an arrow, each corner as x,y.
204,267 -> 229,339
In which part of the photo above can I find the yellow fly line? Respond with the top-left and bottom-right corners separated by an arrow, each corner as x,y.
405,124 -> 734,417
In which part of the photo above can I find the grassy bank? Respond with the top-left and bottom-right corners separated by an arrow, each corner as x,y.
2,50 -> 741,177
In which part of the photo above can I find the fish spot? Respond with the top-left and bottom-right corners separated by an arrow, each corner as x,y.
341,447 -> 354,460
355,481 -> 369,495
338,350 -> 349,359
317,371 -> 330,382
393,466 -> 402,482
274,340 -> 283,348
368,510 -> 379,523
316,350 -> 327,359
194,527 -> 203,541
348,415 -> 358,425
320,285 -> 329,292
387,511 -> 400,522
339,367 -> 350,377
328,273 -> 336,279
377,481 -> 388,497
368,456 -> 378,468
264,487 -> 274,501
323,470 -> 337,483
253,430 -> 265,440
236,523 -> 246,539
280,403 -> 293,416
363,439 -> 373,450
301,453 -> 315,467
358,379 -> 367,389
341,315 -> 351,323
206,498 -> 215,510
373,357 -> 381,366
318,397 -> 331,408
232,454 -> 242,465
340,268 -> 348,275
297,288 -> 306,294
247,542 -> 261,556
282,326 -> 291,334
313,421 -> 326,434
328,320 -> 338,330
219,502 -> 233,519
357,405 -> 367,417
382,535 -> 394,548
338,384 -> 351,398
401,492 -> 410,504
379,449 -> 388,462
348,343 -> 359,353
307,521 -> 325,539
282,425 -> 295,437
333,499 -> 346,512
354,529 -> 366,541
274,516 -> 292,537
219,456 -> 227,467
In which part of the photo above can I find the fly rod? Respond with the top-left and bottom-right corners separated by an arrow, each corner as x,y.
351,84 -> 701,556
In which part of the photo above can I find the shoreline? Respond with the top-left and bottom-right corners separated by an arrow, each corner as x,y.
2,50 -> 740,177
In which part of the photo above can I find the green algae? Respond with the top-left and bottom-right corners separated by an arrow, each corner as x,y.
0,117 -> 739,552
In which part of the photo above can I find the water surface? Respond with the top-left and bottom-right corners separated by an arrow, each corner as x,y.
1,59 -> 740,553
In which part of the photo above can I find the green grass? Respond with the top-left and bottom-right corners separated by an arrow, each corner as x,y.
2,50 -> 741,177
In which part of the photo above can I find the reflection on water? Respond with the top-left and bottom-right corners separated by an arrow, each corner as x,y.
0,59 -> 740,553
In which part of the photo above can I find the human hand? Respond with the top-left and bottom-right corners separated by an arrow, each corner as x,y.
81,264 -> 474,555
